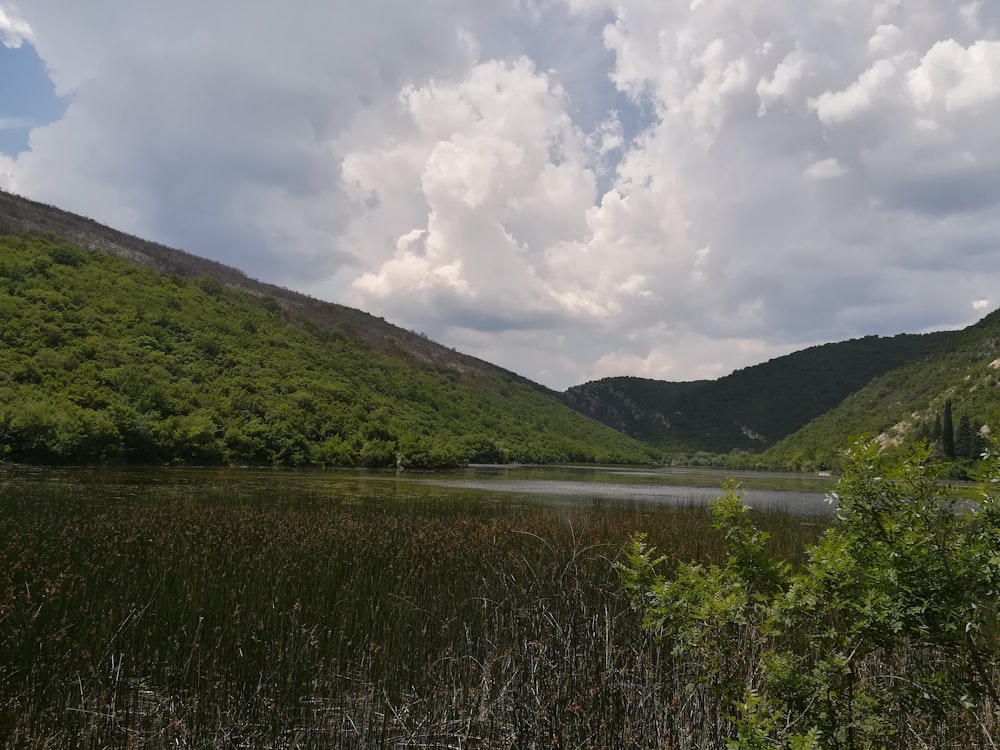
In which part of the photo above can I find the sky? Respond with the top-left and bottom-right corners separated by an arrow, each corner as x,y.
1,1 -> 998,390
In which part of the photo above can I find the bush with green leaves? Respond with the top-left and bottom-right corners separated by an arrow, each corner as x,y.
618,439 -> 1000,748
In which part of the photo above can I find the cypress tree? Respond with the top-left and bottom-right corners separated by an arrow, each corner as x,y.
955,415 -> 973,460
942,399 -> 955,459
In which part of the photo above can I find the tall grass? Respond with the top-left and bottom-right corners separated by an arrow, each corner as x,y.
0,470 -> 822,748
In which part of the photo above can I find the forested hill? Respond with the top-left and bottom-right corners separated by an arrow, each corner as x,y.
0,189 -> 557,397
764,308 -> 1000,470
564,331 -> 956,453
0,233 -> 652,468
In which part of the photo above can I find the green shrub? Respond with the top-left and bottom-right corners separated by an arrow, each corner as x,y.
618,438 -> 1000,748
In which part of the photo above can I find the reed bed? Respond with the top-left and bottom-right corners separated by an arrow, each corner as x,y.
0,470 -> 821,748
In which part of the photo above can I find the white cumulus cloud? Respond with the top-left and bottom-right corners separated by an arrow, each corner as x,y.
0,5 -> 31,47
0,153 -> 16,190
338,57 -> 612,331
810,59 -> 900,125
908,39 -> 1000,111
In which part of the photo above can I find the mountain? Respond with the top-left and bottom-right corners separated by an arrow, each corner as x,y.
565,332 -> 955,453
764,308 -> 1000,470
0,190 -> 652,467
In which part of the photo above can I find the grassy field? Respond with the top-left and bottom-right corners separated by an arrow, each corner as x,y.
0,469 -> 823,748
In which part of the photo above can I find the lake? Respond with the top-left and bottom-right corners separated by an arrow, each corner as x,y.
411,463 -> 836,513
1,462 -> 837,511
0,464 -> 832,749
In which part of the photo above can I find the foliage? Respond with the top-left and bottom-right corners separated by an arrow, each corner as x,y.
565,332 -> 954,453
566,310 -> 1000,473
618,439 -> 1000,748
766,310 -> 1000,471
942,398 -> 955,458
0,234 -> 652,467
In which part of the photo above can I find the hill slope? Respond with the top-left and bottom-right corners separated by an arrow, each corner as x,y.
565,332 -> 955,453
0,218 -> 652,467
764,309 -> 1000,470
0,189 -> 558,396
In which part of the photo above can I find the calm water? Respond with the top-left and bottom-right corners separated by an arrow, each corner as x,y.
0,462 -> 836,515
411,464 -> 836,515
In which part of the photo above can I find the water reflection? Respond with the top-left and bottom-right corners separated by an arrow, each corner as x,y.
411,465 -> 836,516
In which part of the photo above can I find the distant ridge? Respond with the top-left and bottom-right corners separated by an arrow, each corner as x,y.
565,332 -> 957,453
764,306 -> 1000,469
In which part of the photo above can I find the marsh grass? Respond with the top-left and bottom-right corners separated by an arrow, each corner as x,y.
0,470 -> 821,748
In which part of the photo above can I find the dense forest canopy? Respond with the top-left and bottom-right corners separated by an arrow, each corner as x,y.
0,235 -> 652,468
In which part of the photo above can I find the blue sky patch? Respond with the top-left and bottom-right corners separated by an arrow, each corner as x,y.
0,40 -> 65,155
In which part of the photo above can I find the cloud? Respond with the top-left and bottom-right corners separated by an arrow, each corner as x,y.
511,0 -> 1000,381
586,332 -> 801,384
7,0 -> 495,279
6,0 -> 1000,390
810,59 -> 899,125
0,5 -> 32,47
0,116 -> 35,130
804,158 -> 849,180
907,39 -> 1000,111
340,56 -> 610,329
757,49 -> 806,115
0,153 -> 15,190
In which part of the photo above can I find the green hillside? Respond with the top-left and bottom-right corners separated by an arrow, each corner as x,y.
765,309 -> 1000,470
0,234 -> 652,467
565,332 -> 955,453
